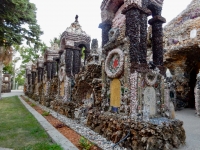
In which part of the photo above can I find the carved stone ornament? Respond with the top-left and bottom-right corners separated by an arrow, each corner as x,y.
66,40 -> 74,46
145,71 -> 158,86
124,0 -> 142,7
108,28 -> 119,42
59,66 -> 66,82
37,57 -> 44,68
105,48 -> 124,78
47,56 -> 54,61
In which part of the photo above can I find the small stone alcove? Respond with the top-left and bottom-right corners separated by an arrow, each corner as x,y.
187,63 -> 200,109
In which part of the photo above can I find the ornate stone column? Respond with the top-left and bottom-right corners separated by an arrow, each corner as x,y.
122,2 -> 151,65
27,73 -> 31,85
99,21 -> 112,47
52,61 -> 57,78
139,0 -> 149,64
46,62 -> 52,80
73,49 -> 81,74
65,48 -> 73,76
37,68 -> 43,83
149,16 -> 165,66
31,71 -> 36,84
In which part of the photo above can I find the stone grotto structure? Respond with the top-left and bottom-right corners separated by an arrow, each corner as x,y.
24,1 -> 186,149
164,0 -> 200,115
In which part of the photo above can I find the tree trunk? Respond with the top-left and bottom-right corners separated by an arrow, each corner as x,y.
0,61 -> 3,99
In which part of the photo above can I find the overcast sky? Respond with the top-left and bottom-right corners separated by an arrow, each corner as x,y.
30,0 -> 192,47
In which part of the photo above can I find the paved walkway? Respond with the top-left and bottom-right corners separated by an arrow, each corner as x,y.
0,148 -> 13,150
175,108 -> 200,150
1,90 -> 24,97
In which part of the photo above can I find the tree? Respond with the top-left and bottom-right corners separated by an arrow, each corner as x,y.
0,0 -> 43,99
0,0 -> 43,47
3,63 -> 14,74
14,43 -> 47,89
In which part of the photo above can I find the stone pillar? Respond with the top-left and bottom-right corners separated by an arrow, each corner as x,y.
52,61 -> 57,78
31,71 -> 36,84
27,74 -> 31,85
99,21 -> 112,47
125,8 -> 140,63
46,62 -> 52,80
73,49 -> 81,74
149,16 -> 165,66
139,0 -> 149,64
123,3 -> 151,64
65,48 -> 73,76
37,68 -> 43,83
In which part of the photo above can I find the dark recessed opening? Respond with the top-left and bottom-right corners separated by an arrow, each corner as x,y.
188,68 -> 197,108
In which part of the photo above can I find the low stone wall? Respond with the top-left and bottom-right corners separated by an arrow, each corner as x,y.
50,100 -> 78,119
87,110 -> 186,150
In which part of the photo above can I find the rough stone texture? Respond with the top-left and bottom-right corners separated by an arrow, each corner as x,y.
87,111 -> 185,150
125,8 -> 140,63
164,0 -> 200,107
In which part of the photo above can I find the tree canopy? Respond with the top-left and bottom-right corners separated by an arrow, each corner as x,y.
0,0 -> 43,47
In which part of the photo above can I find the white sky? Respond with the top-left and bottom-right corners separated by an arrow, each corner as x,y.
30,0 -> 192,47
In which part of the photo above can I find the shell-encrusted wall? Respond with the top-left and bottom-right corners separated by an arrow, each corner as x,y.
164,0 -> 200,107
87,111 -> 185,150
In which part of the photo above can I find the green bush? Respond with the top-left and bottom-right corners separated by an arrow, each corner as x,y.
42,111 -> 50,116
79,136 -> 93,150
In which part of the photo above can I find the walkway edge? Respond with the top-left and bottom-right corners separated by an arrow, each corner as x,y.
18,96 -> 78,150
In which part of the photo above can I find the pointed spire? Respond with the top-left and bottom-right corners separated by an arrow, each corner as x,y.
75,15 -> 78,22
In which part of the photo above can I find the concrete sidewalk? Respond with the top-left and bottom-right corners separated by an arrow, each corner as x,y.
18,96 -> 78,150
2,90 -> 24,98
175,108 -> 200,150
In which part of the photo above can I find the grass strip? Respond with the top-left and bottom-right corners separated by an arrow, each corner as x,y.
0,96 -> 62,150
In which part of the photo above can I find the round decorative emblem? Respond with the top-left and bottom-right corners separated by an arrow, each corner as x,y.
145,71 -> 158,86
105,48 -> 124,78
59,66 -> 66,82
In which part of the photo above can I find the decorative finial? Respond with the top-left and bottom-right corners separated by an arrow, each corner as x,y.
75,15 -> 78,22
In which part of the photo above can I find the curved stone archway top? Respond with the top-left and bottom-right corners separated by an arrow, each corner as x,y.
100,0 -> 164,22
60,15 -> 91,50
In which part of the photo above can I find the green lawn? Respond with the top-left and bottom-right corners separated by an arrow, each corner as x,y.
0,96 -> 62,150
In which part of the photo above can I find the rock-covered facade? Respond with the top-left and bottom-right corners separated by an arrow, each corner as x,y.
25,1 -> 186,149
164,0 -> 200,113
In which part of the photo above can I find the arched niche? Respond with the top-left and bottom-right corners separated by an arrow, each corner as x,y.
110,78 -> 121,108
74,41 -> 90,63
101,0 -> 124,22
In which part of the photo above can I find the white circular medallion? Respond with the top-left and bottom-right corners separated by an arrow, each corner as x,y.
105,48 -> 124,78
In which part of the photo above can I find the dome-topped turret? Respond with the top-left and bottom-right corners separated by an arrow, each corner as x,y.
60,15 -> 91,51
